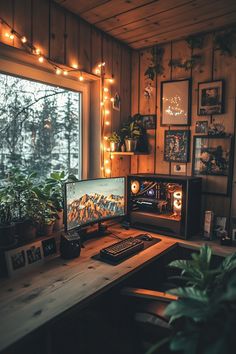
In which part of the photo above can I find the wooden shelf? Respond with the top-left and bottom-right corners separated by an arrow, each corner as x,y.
110,152 -> 148,156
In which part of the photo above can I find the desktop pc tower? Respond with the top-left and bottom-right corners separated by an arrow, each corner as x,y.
127,174 -> 202,239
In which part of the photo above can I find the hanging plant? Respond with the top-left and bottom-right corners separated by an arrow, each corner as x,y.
186,34 -> 205,49
168,54 -> 202,71
213,27 -> 236,55
144,45 -> 164,81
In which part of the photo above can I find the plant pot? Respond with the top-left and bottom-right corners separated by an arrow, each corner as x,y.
110,142 -> 119,152
124,138 -> 137,152
41,222 -> 55,237
0,223 -> 15,247
15,220 -> 37,243
53,210 -> 64,232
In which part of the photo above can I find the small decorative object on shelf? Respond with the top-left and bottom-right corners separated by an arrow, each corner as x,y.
107,132 -> 121,152
204,210 -> 214,240
140,114 -> 157,130
120,113 -> 148,153
208,122 -> 225,136
198,80 -> 224,115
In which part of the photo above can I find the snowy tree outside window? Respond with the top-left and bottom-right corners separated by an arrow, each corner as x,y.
0,73 -> 81,180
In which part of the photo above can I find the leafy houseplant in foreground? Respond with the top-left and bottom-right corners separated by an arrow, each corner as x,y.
107,132 -> 121,152
0,187 -> 15,246
150,245 -> 236,354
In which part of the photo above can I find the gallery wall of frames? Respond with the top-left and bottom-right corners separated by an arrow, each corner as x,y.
124,30 -> 236,222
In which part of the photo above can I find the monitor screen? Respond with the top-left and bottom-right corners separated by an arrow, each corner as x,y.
65,177 -> 126,231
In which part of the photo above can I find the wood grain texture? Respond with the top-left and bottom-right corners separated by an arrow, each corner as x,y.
0,229 -> 177,352
0,224 -> 234,352
55,0 -> 236,49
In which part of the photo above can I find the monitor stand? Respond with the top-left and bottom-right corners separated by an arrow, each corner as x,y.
79,222 -> 110,242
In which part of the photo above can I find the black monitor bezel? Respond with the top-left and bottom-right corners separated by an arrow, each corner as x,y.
64,176 -> 127,232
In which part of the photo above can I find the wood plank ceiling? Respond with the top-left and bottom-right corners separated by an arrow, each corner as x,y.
54,0 -> 236,49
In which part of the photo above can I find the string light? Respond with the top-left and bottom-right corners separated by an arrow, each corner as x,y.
105,168 -> 111,175
104,87 -> 109,93
35,48 -> 41,55
105,121 -> 110,126
63,70 -> 68,76
104,136 -> 108,141
56,68 -> 62,75
104,109 -> 110,115
38,56 -> 44,63
21,36 -> 27,43
72,63 -> 78,69
100,102 -> 104,106
79,73 -> 84,81
105,159 -> 109,164
110,97 -> 115,102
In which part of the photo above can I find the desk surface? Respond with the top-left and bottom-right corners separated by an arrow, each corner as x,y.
0,226 -> 235,352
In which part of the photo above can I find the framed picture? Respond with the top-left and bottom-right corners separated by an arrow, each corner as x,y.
141,114 -> 157,129
5,241 -> 44,277
232,229 -> 236,241
195,120 -> 208,134
164,130 -> 190,162
198,80 -> 224,115
173,164 -> 186,174
112,92 -> 120,111
192,135 -> 233,195
161,79 -> 191,126
42,237 -> 57,258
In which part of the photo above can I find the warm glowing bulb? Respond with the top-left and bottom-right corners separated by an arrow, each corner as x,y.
72,63 -> 78,69
95,68 -> 101,75
105,168 -> 111,174
111,155 -> 114,160
35,48 -> 41,55
105,121 -> 110,126
5,32 -> 10,38
105,110 -> 110,115
104,136 -> 108,141
104,96 -> 108,101
100,143 -> 104,150
63,70 -> 68,76
105,160 -> 109,164
104,87 -> 109,93
98,62 -> 105,68
102,62 -> 106,66
79,74 -> 84,81
100,102 -> 104,106
110,97 -> 115,102
101,166 -> 104,171
21,36 -> 27,43
56,68 -> 62,75
109,78 -> 114,84
38,56 -> 44,63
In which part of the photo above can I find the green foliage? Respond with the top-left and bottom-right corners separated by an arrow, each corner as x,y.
169,55 -> 202,71
144,45 -> 164,81
120,114 -> 145,141
213,27 -> 236,55
0,188 -> 13,225
162,245 -> 236,354
107,132 -> 121,144
186,34 -> 205,49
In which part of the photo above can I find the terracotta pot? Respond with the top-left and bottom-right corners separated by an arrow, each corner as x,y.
41,222 -> 54,237
15,220 -> 37,243
53,210 -> 64,232
0,223 -> 15,247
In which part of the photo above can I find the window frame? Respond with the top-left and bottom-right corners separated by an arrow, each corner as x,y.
0,53 -> 90,180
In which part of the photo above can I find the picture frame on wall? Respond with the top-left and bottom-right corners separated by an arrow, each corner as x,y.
164,130 -> 190,162
195,120 -> 208,134
112,92 -> 121,111
198,80 -> 224,115
140,114 -> 157,129
161,79 -> 191,126
192,135 -> 233,195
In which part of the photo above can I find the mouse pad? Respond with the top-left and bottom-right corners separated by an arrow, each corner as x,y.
91,235 -> 161,266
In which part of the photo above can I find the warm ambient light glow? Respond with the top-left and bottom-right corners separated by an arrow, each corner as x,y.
109,78 -> 114,84
38,56 -> 44,63
72,63 -> 78,69
79,74 -> 84,81
104,109 -> 110,115
110,97 -> 115,102
105,121 -> 110,126
63,70 -> 68,76
56,68 -> 62,75
5,32 -> 14,39
104,87 -> 109,93
21,36 -> 27,43
100,102 -> 104,106
35,48 -> 41,55
105,168 -> 111,174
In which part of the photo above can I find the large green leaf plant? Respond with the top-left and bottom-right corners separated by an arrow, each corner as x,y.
165,246 -> 236,354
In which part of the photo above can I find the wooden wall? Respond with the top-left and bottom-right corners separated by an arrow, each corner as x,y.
0,0 -> 132,176
129,32 -> 236,220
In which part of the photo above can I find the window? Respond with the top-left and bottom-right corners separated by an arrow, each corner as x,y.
0,72 -> 81,179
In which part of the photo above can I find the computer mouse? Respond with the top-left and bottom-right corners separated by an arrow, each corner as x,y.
139,233 -> 153,241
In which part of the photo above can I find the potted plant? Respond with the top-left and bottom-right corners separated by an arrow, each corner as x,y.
150,245 -> 236,354
43,171 -> 78,232
38,206 -> 57,236
7,169 -> 40,242
0,188 -> 15,247
107,132 -> 121,152
120,114 -> 148,152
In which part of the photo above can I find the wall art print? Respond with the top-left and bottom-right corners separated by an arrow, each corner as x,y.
164,130 -> 190,162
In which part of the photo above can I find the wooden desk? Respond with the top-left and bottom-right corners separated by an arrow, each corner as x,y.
0,226 -> 234,353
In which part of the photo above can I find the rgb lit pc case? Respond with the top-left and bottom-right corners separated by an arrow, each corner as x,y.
127,174 -> 202,239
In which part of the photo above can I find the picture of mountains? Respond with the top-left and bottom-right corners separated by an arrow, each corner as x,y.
66,178 -> 125,230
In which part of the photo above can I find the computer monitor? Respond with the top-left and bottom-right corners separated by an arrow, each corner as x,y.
64,177 -> 126,232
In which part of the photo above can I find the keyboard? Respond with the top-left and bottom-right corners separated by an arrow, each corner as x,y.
100,237 -> 144,262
